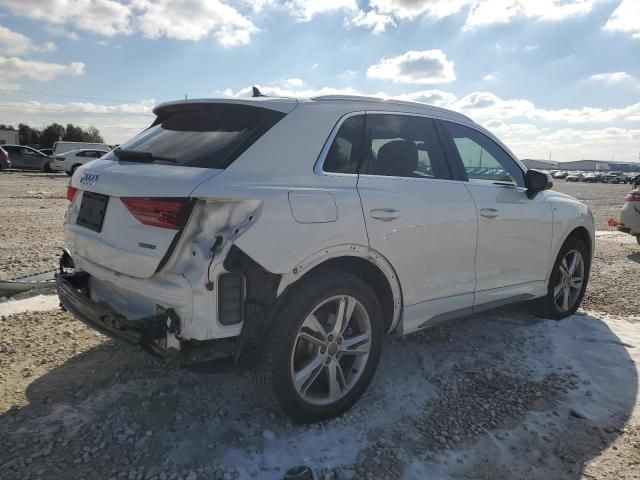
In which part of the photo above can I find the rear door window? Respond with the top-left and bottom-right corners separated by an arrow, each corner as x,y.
361,114 -> 451,179
102,104 -> 286,169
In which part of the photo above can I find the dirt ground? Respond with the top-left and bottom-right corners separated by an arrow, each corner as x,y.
1,171 -> 639,480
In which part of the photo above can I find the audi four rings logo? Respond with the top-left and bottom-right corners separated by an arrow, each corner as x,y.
80,172 -> 99,186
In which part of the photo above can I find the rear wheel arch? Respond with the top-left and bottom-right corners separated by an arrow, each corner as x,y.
277,248 -> 402,334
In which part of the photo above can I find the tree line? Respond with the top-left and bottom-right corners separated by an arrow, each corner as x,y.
0,123 -> 104,148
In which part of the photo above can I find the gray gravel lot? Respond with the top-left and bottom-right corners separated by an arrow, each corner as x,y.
0,171 -> 639,479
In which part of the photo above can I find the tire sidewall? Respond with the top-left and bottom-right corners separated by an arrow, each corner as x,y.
545,238 -> 590,319
266,271 -> 384,423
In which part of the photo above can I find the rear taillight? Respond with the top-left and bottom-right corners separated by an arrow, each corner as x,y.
626,192 -> 640,202
121,198 -> 189,230
67,186 -> 78,202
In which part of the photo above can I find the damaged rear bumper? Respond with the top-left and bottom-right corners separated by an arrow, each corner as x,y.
56,271 -> 176,355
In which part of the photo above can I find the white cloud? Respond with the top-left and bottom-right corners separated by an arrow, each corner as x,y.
1,0 -> 132,37
282,0 -> 358,21
283,78 -> 305,87
221,84 -> 363,98
367,49 -> 456,85
603,0 -> 640,39
133,0 -> 258,46
385,89 -> 458,107
348,9 -> 396,34
0,99 -> 154,115
352,0 -> 603,33
452,91 -> 640,124
2,0 -> 259,47
0,56 -> 84,91
589,71 -> 634,82
0,26 -> 56,55
483,73 -> 498,81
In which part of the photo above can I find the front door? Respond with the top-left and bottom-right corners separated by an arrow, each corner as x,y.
439,120 -> 553,306
354,113 -> 478,333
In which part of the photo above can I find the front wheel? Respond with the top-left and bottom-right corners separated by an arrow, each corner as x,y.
536,238 -> 590,319
636,235 -> 640,246
253,270 -> 384,423
43,162 -> 52,173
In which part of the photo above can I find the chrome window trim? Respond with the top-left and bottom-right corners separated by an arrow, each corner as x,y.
314,110 -> 526,183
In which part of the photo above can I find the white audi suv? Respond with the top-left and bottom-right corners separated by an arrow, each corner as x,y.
56,95 -> 594,422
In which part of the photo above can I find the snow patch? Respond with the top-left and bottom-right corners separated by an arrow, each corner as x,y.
0,293 -> 60,316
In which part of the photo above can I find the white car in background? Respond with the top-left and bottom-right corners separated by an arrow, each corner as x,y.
53,141 -> 111,155
51,148 -> 108,175
56,95 -> 594,422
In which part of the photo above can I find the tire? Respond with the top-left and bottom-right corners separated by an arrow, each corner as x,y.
70,164 -> 81,175
636,235 -> 640,246
253,270 -> 384,423
535,237 -> 590,320
43,162 -> 52,173
65,171 -> 73,176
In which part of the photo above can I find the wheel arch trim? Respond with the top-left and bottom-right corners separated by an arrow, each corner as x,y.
276,244 -> 403,333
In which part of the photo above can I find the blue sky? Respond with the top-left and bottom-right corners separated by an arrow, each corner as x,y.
0,0 -> 639,162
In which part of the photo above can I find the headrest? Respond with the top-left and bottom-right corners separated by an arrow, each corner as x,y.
376,140 -> 418,177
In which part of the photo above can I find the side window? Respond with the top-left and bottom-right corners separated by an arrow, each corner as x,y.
443,121 -> 524,187
324,115 -> 364,174
363,115 -> 450,179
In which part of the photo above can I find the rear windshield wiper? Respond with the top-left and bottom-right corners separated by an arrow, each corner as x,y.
113,148 -> 177,163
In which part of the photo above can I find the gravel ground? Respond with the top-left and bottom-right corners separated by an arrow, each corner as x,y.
0,171 -> 68,280
1,172 -> 639,479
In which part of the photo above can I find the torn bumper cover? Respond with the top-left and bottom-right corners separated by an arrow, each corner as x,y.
56,271 -> 174,353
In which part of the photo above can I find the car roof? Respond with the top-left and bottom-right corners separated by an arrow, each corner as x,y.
154,95 -> 473,124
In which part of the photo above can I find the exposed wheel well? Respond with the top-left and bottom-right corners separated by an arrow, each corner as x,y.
304,256 -> 396,332
565,226 -> 592,258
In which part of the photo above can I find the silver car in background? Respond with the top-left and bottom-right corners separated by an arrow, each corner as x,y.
618,189 -> 640,245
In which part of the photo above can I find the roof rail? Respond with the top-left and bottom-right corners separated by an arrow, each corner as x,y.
311,95 -> 472,121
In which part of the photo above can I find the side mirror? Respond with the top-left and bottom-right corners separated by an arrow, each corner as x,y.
525,169 -> 553,199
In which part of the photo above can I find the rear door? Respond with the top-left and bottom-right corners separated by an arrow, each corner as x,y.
66,102 -> 289,279
438,120 -> 553,305
354,113 -> 478,333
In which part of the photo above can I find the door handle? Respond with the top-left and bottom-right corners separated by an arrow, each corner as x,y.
370,208 -> 400,221
479,208 -> 499,219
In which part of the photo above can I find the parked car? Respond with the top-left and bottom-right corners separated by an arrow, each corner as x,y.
583,172 -> 601,183
53,141 -> 111,155
56,96 -> 594,422
601,171 -> 625,184
51,149 -> 108,175
566,172 -> 585,182
617,189 -> 640,245
552,171 -> 568,179
2,144 -> 52,171
0,146 -> 11,170
39,148 -> 54,156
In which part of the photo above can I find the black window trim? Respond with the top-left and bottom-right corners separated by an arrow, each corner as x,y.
436,119 -> 527,188
315,110 -> 462,183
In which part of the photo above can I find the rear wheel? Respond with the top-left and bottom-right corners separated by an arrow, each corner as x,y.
253,270 -> 383,423
536,238 -> 590,319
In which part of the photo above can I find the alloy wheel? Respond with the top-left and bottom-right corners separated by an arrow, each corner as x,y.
289,295 -> 372,406
553,249 -> 585,312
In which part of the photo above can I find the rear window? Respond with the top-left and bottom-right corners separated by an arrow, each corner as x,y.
103,104 -> 286,169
